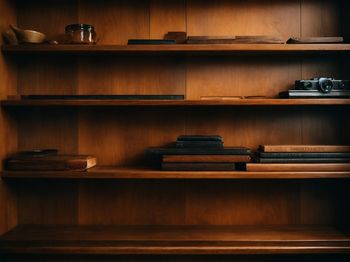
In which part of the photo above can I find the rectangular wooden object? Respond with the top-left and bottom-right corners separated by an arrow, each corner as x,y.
260,145 -> 350,153
163,155 -> 251,163
6,155 -> 96,171
162,162 -> 236,171
247,163 -> 350,172
287,37 -> 344,44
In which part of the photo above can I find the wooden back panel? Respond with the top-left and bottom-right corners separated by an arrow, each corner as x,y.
7,0 -> 350,228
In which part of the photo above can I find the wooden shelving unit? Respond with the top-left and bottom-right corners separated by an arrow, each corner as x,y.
1,0 -> 350,261
2,98 -> 350,107
3,44 -> 350,54
2,167 -> 350,180
1,225 -> 349,255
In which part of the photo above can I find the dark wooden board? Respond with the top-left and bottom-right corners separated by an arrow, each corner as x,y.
0,225 -> 350,255
2,166 -> 350,179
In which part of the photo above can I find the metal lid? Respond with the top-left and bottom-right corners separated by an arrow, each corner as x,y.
65,24 -> 94,31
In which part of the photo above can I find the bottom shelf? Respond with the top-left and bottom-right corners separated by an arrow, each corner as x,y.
1,225 -> 350,255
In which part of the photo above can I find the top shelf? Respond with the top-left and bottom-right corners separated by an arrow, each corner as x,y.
3,44 -> 350,55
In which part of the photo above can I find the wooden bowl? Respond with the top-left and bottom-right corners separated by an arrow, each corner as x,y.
10,24 -> 46,43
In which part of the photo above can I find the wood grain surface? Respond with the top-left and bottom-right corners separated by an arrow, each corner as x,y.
1,1 -> 350,260
0,0 -> 18,236
1,225 -> 350,255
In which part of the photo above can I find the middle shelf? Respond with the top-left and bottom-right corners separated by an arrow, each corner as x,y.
2,98 -> 350,107
2,166 -> 350,180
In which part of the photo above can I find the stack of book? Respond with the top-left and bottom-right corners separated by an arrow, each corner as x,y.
247,145 -> 350,171
147,135 -> 251,171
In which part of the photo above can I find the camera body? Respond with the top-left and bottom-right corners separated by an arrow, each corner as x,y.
295,78 -> 350,93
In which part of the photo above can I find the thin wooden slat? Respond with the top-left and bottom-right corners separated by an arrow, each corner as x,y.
3,167 -> 350,180
3,99 -> 350,107
3,44 -> 350,54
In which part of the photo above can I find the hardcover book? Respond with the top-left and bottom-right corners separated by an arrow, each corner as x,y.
146,147 -> 251,156
162,162 -> 236,171
255,158 -> 350,163
257,152 -> 350,158
259,145 -> 350,153
176,141 -> 224,148
163,155 -> 251,163
177,135 -> 223,142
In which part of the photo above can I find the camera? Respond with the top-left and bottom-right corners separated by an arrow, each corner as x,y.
295,78 -> 350,93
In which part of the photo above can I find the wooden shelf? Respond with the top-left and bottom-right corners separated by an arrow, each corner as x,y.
3,44 -> 350,55
2,166 -> 350,179
2,98 -> 350,107
0,225 -> 349,255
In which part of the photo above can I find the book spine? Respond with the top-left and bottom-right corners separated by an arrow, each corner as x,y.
163,155 -> 251,163
256,158 -> 350,163
162,163 -> 236,171
147,148 -> 251,155
260,145 -> 350,153
176,141 -> 224,148
258,152 -> 350,158
246,163 -> 350,172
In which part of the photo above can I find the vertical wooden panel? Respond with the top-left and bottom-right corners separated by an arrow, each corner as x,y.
185,181 -> 300,225
0,0 -> 17,235
16,0 -> 78,95
301,0 -> 342,37
79,0 -> 149,45
186,57 -> 300,99
78,57 -> 185,95
300,181 -> 341,225
18,57 -> 77,95
17,181 -> 78,225
185,108 -> 302,150
16,0 -> 78,40
150,0 -> 186,38
79,181 -> 185,225
17,109 -> 78,154
78,109 -> 185,166
187,0 -> 300,39
301,107 -> 350,145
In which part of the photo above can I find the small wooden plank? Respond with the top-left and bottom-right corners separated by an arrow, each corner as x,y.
0,225 -> 349,255
2,99 -> 350,107
2,166 -> 350,179
3,44 -> 350,54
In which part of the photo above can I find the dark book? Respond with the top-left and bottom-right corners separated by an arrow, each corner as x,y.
259,145 -> 350,153
177,135 -> 223,142
162,162 -> 236,171
21,95 -> 185,100
146,147 -> 251,156
186,35 -> 284,44
287,37 -> 343,44
257,152 -> 350,158
6,155 -> 97,171
255,158 -> 350,163
11,149 -> 58,158
176,141 -> 224,148
247,163 -> 350,172
163,155 -> 251,163
279,90 -> 350,98
128,39 -> 176,45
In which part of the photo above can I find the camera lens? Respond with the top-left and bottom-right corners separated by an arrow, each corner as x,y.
318,78 -> 333,93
